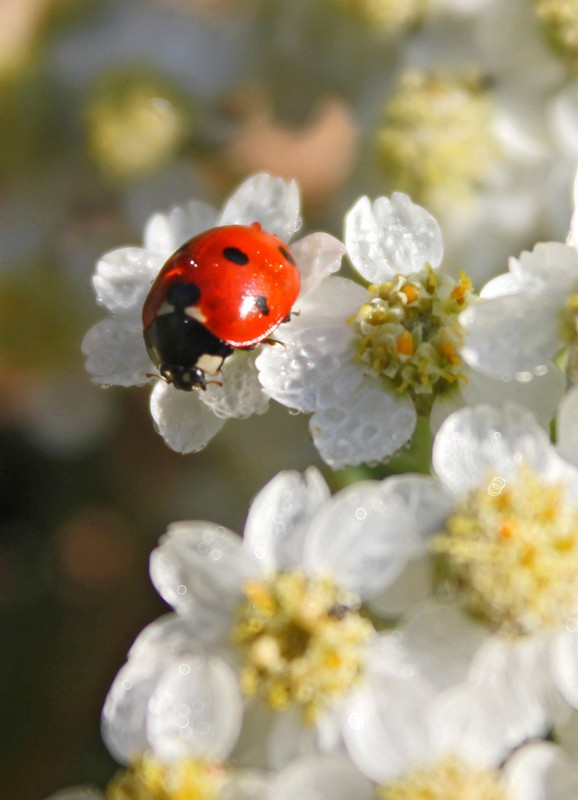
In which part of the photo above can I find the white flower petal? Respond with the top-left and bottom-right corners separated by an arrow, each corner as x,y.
557,386 -> 578,468
82,314 -> 151,386
480,271 -> 522,299
303,482 -> 416,598
147,653 -> 243,762
379,474 -> 453,543
102,654 -> 171,764
128,613 -> 192,662
509,242 -> 578,300
345,194 -> 443,283
506,742 -> 578,800
397,601 -> 487,691
460,293 -> 562,377
461,363 -> 565,429
92,247 -> 163,313
144,200 -> 218,257
429,390 -> 466,436
243,467 -> 330,572
150,521 -> 260,621
200,350 -> 269,419
432,403 -> 557,495
551,629 -> 578,709
309,379 -> 417,470
468,635 -> 552,746
218,173 -> 301,241
292,233 -> 345,297
343,676 -> 433,784
149,381 -> 225,453
267,710 -> 320,770
367,556 -> 432,619
271,755 -> 374,800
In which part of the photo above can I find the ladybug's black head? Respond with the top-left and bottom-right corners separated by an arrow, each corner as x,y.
159,364 -> 207,391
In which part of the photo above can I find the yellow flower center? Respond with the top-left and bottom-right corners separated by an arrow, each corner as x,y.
85,69 -> 193,182
351,265 -> 473,414
431,465 -> 578,636
323,0 -> 428,32
231,571 -> 373,723
375,71 -> 498,210
106,756 -> 225,800
379,756 -> 507,800
535,0 -> 578,71
560,289 -> 578,378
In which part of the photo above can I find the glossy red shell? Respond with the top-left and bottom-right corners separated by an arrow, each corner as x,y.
142,223 -> 301,348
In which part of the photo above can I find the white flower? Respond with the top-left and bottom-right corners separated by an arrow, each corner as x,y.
82,173 -> 344,454
360,403 -> 578,750
257,192 -> 564,469
460,236 -> 578,382
102,466 -> 446,765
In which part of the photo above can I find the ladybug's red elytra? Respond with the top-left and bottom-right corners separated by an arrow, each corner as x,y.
142,222 -> 301,391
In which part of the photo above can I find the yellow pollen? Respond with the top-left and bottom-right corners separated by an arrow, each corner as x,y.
352,264 -> 475,414
106,756 -> 225,800
379,756 -> 507,800
231,571 -> 373,722
535,0 -> 578,71
431,464 -> 578,636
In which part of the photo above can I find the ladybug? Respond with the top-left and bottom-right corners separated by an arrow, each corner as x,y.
142,222 -> 301,390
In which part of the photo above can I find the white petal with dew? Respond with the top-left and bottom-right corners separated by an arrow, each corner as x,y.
271,754 -> 374,800
93,247 -> 163,313
397,601 -> 487,691
343,675 -> 433,784
219,173 -> 301,241
292,233 -> 345,297
150,521 -> 260,619
345,194 -> 443,283
149,381 -> 225,453
147,654 -> 243,762
432,403 -> 557,496
509,242 -> 578,301
461,363 -> 565,429
243,467 -> 330,572
468,634 -> 552,746
309,378 -> 417,470
143,200 -> 218,257
460,293 -> 562,377
505,742 -> 578,800
127,613 -> 192,662
557,385 -> 578,468
379,474 -> 453,544
200,350 -> 269,419
101,654 -> 171,764
303,481 -> 417,599
82,314 -> 151,386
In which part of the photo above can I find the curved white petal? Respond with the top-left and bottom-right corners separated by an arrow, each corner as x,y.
461,363 -> 565,429
460,294 -> 562,377
309,379 -> 417,470
219,173 -> 301,241
506,741 -> 578,800
243,467 -> 330,572
367,556 -> 432,619
480,271 -> 522,299
345,194 -> 443,284
343,675 -> 433,784
551,629 -> 578,709
82,314 -> 151,386
150,521 -> 260,620
292,233 -> 345,297
147,653 -> 243,762
303,481 -> 417,598
379,474 -> 453,543
92,247 -> 163,313
271,754 -> 374,800
557,386 -> 578,468
200,351 -> 269,419
509,242 -> 578,301
267,709 -> 321,770
432,403 -> 558,496
143,200 -> 218,257
128,613 -> 192,661
149,381 -> 225,453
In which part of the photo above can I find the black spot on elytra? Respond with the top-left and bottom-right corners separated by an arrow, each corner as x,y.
279,245 -> 296,266
167,281 -> 201,310
223,246 -> 249,265
255,295 -> 270,315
